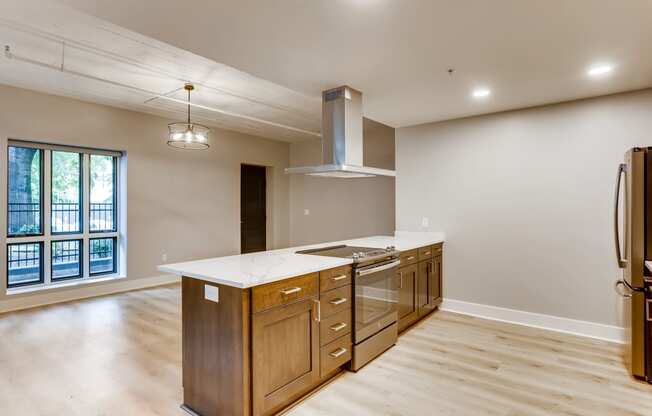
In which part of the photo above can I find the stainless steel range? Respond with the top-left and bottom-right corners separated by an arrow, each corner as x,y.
297,245 -> 400,371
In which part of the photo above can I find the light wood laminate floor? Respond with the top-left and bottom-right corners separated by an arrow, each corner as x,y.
1,284 -> 651,416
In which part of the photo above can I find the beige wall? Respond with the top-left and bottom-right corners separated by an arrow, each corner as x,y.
396,89 -> 652,327
288,119 -> 396,246
0,84 -> 289,307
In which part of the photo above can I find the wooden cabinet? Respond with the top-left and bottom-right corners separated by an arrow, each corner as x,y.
252,298 -> 320,416
432,254 -> 443,306
417,260 -> 432,316
397,263 -> 419,331
399,243 -> 444,331
251,266 -> 352,416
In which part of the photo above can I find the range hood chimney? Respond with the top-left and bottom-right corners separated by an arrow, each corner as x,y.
285,86 -> 396,178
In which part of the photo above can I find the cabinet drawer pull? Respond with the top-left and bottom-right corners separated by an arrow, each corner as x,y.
329,297 -> 347,305
280,287 -> 302,295
313,299 -> 321,322
406,256 -> 415,261
329,347 -> 347,358
329,322 -> 347,332
424,251 -> 431,256
331,274 -> 348,281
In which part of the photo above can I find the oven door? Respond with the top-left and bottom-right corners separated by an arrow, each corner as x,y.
354,259 -> 400,343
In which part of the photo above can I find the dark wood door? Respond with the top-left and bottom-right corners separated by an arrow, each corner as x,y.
252,298 -> 320,416
398,264 -> 418,331
241,164 -> 266,254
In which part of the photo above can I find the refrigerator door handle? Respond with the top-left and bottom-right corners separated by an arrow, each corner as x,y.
614,163 -> 627,269
615,280 -> 633,298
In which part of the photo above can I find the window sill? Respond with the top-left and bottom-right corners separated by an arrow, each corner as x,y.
6,274 -> 126,296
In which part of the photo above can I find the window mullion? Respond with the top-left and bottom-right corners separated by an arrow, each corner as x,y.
43,150 -> 52,285
82,153 -> 90,279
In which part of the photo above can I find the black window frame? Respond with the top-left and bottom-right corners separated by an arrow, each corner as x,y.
50,239 -> 83,282
7,146 -> 44,238
89,237 -> 117,276
6,241 -> 44,288
89,154 -> 118,234
50,151 -> 84,235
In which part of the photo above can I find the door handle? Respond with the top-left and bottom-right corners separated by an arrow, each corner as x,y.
614,163 -> 627,269
399,271 -> 403,289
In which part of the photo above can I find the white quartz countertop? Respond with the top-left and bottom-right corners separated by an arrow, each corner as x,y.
158,231 -> 445,288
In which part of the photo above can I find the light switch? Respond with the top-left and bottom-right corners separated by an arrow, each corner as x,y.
421,217 -> 429,227
304,209 -> 310,216
205,285 -> 219,303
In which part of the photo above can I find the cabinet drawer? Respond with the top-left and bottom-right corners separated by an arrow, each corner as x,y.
252,273 -> 319,313
418,246 -> 433,260
320,335 -> 352,377
431,243 -> 443,256
400,249 -> 418,266
320,285 -> 351,318
320,308 -> 351,346
320,266 -> 352,292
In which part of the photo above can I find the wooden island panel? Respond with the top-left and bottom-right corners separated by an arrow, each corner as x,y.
181,277 -> 251,416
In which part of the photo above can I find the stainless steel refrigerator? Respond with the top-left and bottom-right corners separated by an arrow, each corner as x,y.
615,147 -> 651,381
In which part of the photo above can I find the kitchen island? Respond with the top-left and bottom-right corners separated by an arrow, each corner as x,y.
159,232 -> 445,416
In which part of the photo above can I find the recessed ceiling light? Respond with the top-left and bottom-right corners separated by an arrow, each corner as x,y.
472,89 -> 491,98
587,65 -> 613,77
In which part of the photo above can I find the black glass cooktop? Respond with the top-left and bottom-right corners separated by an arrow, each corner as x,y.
296,245 -> 382,259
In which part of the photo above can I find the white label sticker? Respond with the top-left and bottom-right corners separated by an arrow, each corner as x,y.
205,285 -> 219,303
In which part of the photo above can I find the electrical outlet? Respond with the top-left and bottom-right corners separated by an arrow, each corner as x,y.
205,285 -> 219,303
421,217 -> 429,227
304,209 -> 310,216
161,253 -> 168,262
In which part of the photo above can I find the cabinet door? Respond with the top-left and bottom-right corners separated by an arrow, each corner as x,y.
432,254 -> 442,305
417,259 -> 436,317
398,264 -> 418,331
252,298 -> 320,416
417,260 -> 433,316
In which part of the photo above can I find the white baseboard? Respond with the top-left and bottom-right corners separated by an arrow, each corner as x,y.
0,274 -> 180,314
440,298 -> 626,344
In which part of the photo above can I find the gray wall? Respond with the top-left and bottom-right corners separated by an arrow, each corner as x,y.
0,84 -> 290,304
396,89 -> 652,327
289,118 -> 396,245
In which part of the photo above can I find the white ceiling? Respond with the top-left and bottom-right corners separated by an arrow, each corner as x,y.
58,0 -> 652,128
1,1 -> 651,143
0,0 -> 322,142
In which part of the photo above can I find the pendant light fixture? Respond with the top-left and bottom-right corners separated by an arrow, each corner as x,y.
167,83 -> 210,149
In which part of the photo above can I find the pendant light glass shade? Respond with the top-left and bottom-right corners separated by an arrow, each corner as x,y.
167,83 -> 210,150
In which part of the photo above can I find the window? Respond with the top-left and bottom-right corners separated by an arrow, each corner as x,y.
51,151 -> 82,234
6,141 -> 122,289
51,240 -> 82,280
7,242 -> 43,287
90,154 -> 116,232
8,146 -> 43,236
90,238 -> 116,275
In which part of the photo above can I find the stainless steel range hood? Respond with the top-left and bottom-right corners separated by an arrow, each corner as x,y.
285,86 -> 396,178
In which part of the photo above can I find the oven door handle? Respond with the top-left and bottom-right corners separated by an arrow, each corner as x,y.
356,260 -> 401,276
